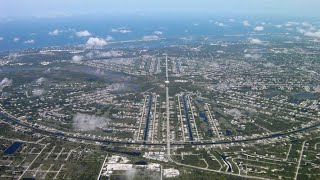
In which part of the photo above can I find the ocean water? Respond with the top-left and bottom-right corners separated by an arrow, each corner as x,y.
0,15 -> 310,51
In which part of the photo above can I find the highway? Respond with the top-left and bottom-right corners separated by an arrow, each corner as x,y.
0,109 -> 320,147
165,54 -> 171,159
166,85 -> 171,160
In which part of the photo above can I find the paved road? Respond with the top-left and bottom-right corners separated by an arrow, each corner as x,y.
294,140 -> 306,180
165,54 -> 171,158
0,107 -> 320,147
166,86 -> 171,159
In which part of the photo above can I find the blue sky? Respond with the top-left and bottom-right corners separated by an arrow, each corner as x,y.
1,0 -> 320,18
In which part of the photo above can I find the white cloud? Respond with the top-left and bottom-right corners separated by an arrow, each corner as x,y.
105,35 -> 113,41
49,29 -> 62,36
86,50 -> 122,59
0,78 -> 12,88
32,89 -> 45,96
153,31 -> 163,35
8,53 -> 19,60
308,26 -> 316,31
143,35 -> 160,41
72,55 -> 83,62
244,53 -> 261,60
226,108 -> 242,117
85,37 -> 108,48
285,22 -> 299,27
0,37 -> 3,41
119,29 -> 131,33
107,83 -> 126,92
304,31 -> 320,38
36,77 -> 46,84
111,27 -> 131,33
24,39 -> 35,44
73,113 -> 110,131
94,69 -> 105,76
275,25 -> 282,28
180,36 -> 192,41
254,26 -> 264,31
13,37 -> 20,42
302,22 -> 312,27
44,68 -> 51,73
125,168 -> 137,180
249,38 -> 264,45
263,62 -> 275,68
295,25 -> 320,40
215,22 -> 225,27
121,29 -> 131,33
229,19 -> 235,22
243,20 -> 250,27
294,36 -> 301,41
297,28 -> 307,34
75,30 -> 92,37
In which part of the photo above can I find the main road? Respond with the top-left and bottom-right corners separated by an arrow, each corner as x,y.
0,103 -> 319,147
165,54 -> 171,158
